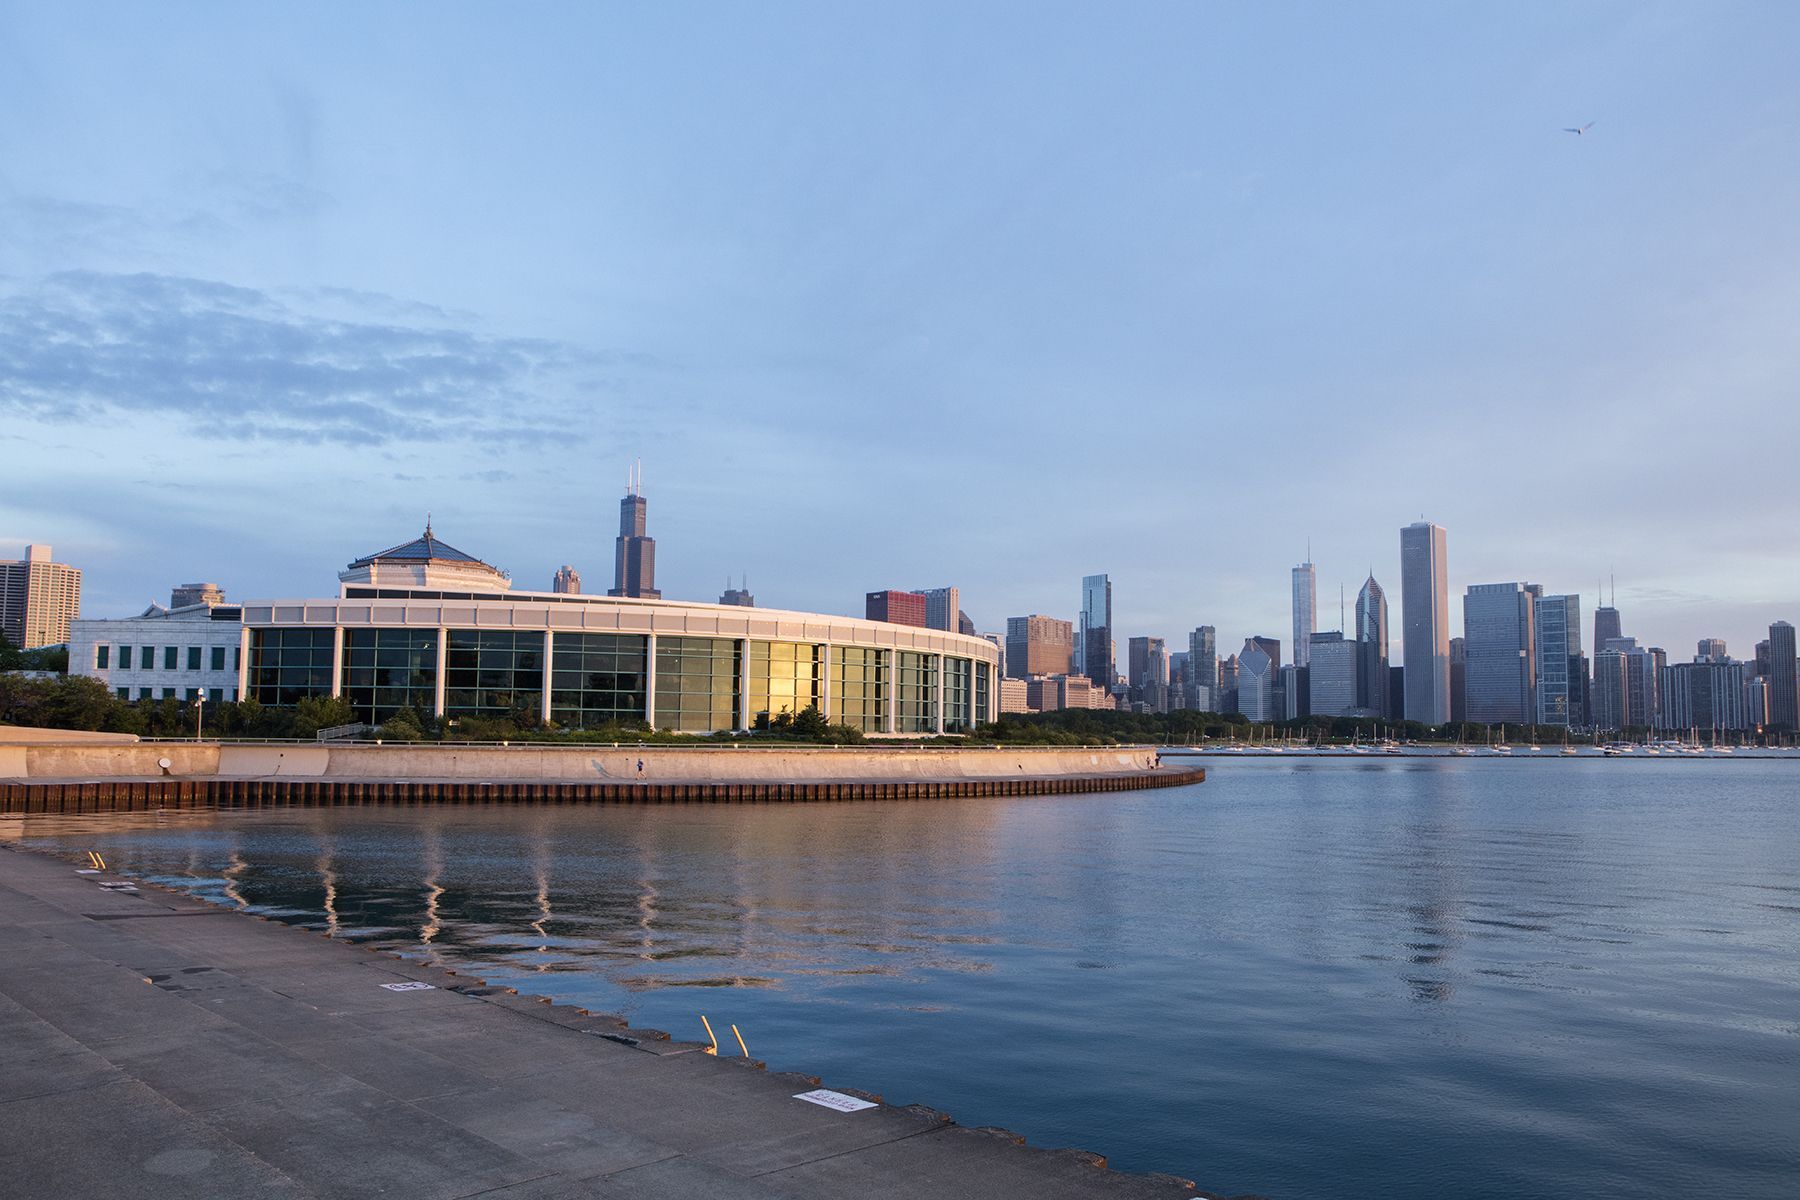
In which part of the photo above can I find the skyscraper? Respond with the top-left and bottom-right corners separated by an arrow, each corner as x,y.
1768,621 -> 1797,731
1534,593 -> 1583,727
916,587 -> 961,633
1307,632 -> 1358,717
1463,582 -> 1540,724
1245,636 -> 1281,674
719,577 -> 754,606
1355,575 -> 1388,717
1080,574 -> 1113,687
1449,636 -> 1467,723
552,565 -> 582,594
1291,558 -> 1317,668
866,590 -> 927,627
1005,615 -> 1075,679
1235,643 -> 1275,720
1400,521 -> 1450,724
1127,636 -> 1168,709
1188,626 -> 1218,711
0,544 -> 82,649
1594,604 -> 1622,664
1697,638 -> 1728,663
608,465 -> 660,599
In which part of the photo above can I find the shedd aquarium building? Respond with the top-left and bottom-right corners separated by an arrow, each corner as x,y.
70,529 -> 999,735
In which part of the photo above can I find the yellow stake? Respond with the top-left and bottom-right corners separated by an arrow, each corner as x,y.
732,1024 -> 749,1058
699,1014 -> 719,1055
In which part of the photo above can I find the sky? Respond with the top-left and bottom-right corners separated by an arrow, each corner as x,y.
4,1 -> 1799,664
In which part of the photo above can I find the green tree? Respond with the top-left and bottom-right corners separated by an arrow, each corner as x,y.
376,707 -> 427,743
290,695 -> 354,739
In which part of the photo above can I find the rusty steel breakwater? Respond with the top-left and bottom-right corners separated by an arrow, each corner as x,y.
0,766 -> 1204,814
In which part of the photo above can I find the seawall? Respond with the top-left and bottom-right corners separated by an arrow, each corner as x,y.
0,740 -> 1203,812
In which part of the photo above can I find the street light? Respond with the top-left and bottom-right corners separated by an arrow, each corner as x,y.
193,689 -> 206,740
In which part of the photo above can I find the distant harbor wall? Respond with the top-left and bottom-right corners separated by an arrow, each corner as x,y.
0,738 -> 1202,812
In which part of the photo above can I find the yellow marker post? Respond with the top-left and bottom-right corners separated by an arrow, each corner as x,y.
699,1014 -> 719,1055
732,1024 -> 750,1058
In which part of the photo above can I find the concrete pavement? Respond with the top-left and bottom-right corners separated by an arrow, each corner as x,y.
0,843 -> 1229,1200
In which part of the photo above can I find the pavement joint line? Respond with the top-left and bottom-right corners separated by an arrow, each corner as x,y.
746,1123 -> 944,1177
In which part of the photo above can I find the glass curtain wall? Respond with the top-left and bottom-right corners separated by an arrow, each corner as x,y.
973,661 -> 991,726
943,656 -> 972,731
830,647 -> 889,732
445,630 -> 545,720
550,633 -> 648,728
248,628 -> 335,706
654,637 -> 739,732
746,641 -> 822,727
896,651 -> 938,733
340,629 -> 438,725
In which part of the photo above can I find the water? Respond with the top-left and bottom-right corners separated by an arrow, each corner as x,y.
7,757 -> 1798,1200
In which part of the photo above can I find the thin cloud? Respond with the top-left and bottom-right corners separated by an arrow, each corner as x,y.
0,271 -> 628,446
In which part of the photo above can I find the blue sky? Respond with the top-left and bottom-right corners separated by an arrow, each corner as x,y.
4,2 -> 1798,662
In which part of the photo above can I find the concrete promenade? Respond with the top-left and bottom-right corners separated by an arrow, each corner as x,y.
0,844 -> 1225,1200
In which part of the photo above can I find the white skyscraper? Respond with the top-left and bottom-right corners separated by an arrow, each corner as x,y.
1401,521 -> 1450,724
1291,557 -> 1317,669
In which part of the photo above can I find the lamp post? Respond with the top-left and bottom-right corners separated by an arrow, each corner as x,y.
193,689 -> 206,740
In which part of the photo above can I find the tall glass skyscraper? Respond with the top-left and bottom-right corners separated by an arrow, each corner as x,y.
1463,582 -> 1540,724
1534,593 -> 1583,726
1768,621 -> 1797,731
1188,625 -> 1217,710
1355,574 -> 1388,717
1080,574 -> 1113,688
1400,521 -> 1450,724
1291,559 -> 1316,669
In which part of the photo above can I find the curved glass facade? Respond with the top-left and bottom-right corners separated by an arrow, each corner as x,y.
550,632 -> 647,728
896,651 -> 938,733
248,628 -> 334,706
654,636 -> 739,732
446,630 -> 544,720
943,656 -> 972,732
830,646 -> 889,732
342,629 -> 437,725
746,640 -> 822,726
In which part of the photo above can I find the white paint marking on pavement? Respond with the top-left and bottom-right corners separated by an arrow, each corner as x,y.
379,981 -> 437,992
794,1089 -> 878,1112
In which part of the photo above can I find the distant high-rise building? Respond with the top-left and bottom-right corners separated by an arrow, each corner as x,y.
1128,636 -> 1168,710
170,582 -> 224,609
1755,639 -> 1773,679
1188,626 -> 1218,711
1464,582 -> 1540,724
719,577 -> 754,606
1592,644 -> 1630,731
1534,594 -> 1584,727
866,590 -> 928,627
1388,665 -> 1406,718
1080,574 -> 1113,687
1245,636 -> 1281,674
552,565 -> 582,595
1768,621 -> 1798,731
1660,660 -> 1748,732
915,587 -> 961,633
958,611 -> 976,636
1005,615 -> 1075,679
1594,605 -> 1623,664
1219,653 -> 1241,713
1308,631 -> 1358,717
1,544 -> 82,649
1292,558 -> 1317,668
1449,636 -> 1467,723
608,465 -> 660,599
1235,644 -> 1275,721
1400,521 -> 1450,723
1355,575 -> 1389,717
1697,638 -> 1728,663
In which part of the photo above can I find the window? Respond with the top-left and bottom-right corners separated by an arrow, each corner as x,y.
141,646 -> 155,670
161,688 -> 174,700
210,646 -> 226,672
342,628 -> 439,725
654,637 -> 739,732
118,645 -> 132,669
116,687 -> 129,700
829,647 -> 889,732
138,687 -> 153,701
187,646 -> 201,671
233,646 -> 241,670
896,651 -> 938,733
550,633 -> 647,728
974,662 -> 991,726
445,630 -> 544,720
164,646 -> 178,670
944,656 -> 973,732
248,628 -> 336,706
96,645 -> 110,669
746,641 -> 821,727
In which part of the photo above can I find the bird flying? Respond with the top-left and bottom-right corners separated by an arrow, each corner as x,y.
1563,122 -> 1595,135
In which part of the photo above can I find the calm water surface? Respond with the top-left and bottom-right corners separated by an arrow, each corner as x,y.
8,758 -> 1798,1200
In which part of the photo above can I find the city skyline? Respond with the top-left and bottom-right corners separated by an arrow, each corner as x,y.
4,6 -> 1799,658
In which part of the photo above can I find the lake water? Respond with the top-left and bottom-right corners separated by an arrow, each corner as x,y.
8,757 -> 1798,1200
